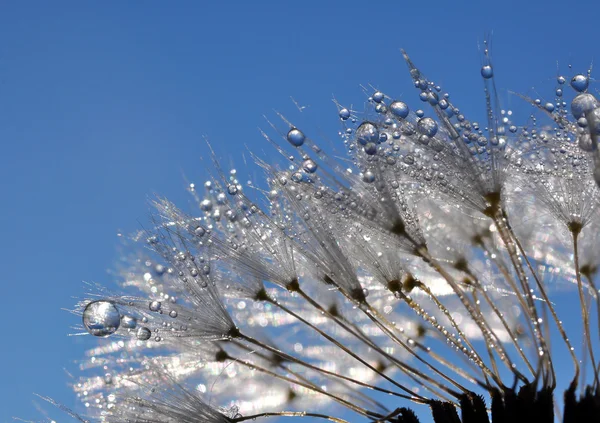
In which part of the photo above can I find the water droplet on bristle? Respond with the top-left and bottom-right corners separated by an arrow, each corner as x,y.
390,101 -> 409,118
481,65 -> 493,79
136,327 -> 152,341
287,128 -> 306,147
571,74 -> 589,92
83,301 -> 121,337
356,122 -> 379,145
339,108 -> 351,120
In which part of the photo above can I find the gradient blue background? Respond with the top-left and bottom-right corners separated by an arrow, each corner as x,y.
1,1 -> 598,422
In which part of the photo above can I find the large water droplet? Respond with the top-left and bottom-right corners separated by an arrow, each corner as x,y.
136,327 -> 152,341
481,65 -> 493,79
390,101 -> 409,118
121,315 -> 137,329
83,301 -> 121,337
363,142 -> 377,155
417,117 -> 438,137
363,170 -> 375,183
372,91 -> 384,103
149,300 -> 162,312
571,93 -> 598,119
227,185 -> 238,195
302,159 -> 318,173
287,128 -> 306,147
571,74 -> 589,92
339,108 -> 351,120
356,122 -> 379,145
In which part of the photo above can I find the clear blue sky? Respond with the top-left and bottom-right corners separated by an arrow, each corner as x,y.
1,1 -> 598,422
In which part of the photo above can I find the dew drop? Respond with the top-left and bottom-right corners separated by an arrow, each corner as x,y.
287,128 -> 306,147
571,74 -> 589,92
339,108 -> 351,120
372,91 -> 384,103
390,101 -> 409,118
571,93 -> 598,119
481,65 -> 493,79
364,142 -> 377,155
121,315 -> 137,329
302,159 -> 318,173
363,170 -> 375,183
356,122 -> 379,145
149,301 -> 162,312
417,117 -> 438,137
227,185 -> 238,195
200,199 -> 213,211
136,327 -> 152,341
82,301 -> 121,338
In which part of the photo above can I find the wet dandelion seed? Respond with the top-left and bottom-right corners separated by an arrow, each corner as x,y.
66,44 -> 600,423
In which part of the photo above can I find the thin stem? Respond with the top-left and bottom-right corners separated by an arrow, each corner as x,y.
229,340 -> 391,413
295,286 -> 462,401
228,352 -> 378,418
492,212 -> 559,387
266,296 -> 426,401
461,265 -> 533,381
236,331 -> 427,404
573,231 -> 599,389
478,236 -> 540,376
416,246 -> 503,389
233,411 -> 350,423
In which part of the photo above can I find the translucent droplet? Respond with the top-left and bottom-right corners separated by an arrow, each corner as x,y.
82,301 -> 121,338
121,315 -> 137,329
571,93 -> 598,119
578,133 -> 596,152
339,108 -> 351,120
481,65 -> 493,79
571,74 -> 589,92
200,199 -> 213,211
149,301 -> 162,312
169,310 -> 178,318
372,91 -> 384,103
364,142 -> 377,155
417,117 -> 438,137
356,122 -> 379,145
136,327 -> 152,341
287,128 -> 306,147
363,170 -> 375,183
227,185 -> 238,195
195,226 -> 206,237
390,101 -> 409,119
302,159 -> 318,173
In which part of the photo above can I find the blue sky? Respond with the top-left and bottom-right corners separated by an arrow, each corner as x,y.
1,1 -> 598,422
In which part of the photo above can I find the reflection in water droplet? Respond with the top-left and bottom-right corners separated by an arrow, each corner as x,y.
121,315 -> 137,329
571,74 -> 589,92
149,301 -> 162,312
417,117 -> 438,137
390,101 -> 409,118
571,93 -> 598,119
372,91 -> 384,103
302,159 -> 318,173
339,108 -> 351,120
136,327 -> 152,341
481,65 -> 493,79
83,301 -> 121,338
356,122 -> 379,146
287,128 -> 306,147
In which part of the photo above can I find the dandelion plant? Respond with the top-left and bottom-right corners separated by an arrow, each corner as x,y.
67,42 -> 600,423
